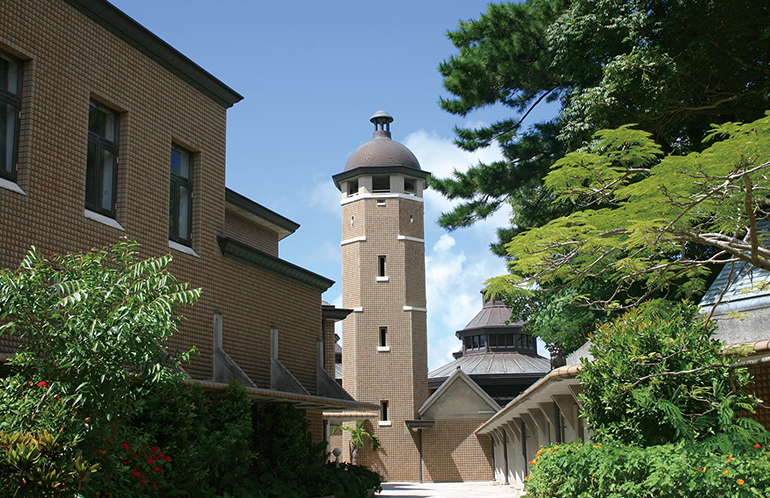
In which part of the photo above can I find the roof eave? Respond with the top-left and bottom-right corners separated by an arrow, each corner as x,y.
64,0 -> 243,108
218,237 -> 334,292
225,188 -> 299,240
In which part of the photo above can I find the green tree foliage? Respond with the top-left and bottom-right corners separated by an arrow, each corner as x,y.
434,0 -> 770,241
492,115 -> 770,312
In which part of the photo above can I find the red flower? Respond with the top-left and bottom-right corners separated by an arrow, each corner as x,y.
141,476 -> 146,483
121,443 -> 130,451
111,430 -> 117,435
154,466 -> 160,472
755,444 -> 762,449
164,455 -> 171,462
146,457 -> 154,464
150,482 -> 156,488
122,460 -> 128,465
37,381 -> 47,388
158,452 -> 164,458
139,453 -> 144,457
131,469 -> 140,478
150,446 -> 158,453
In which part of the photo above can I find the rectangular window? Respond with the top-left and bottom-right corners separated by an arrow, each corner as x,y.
379,326 -> 387,347
404,179 -> 415,194
378,256 -> 386,277
0,50 -> 22,181
169,144 -> 193,245
372,175 -> 389,193
86,101 -> 118,216
380,400 -> 389,421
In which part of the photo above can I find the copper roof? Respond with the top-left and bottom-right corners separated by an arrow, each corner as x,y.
428,352 -> 550,380
459,296 -> 524,334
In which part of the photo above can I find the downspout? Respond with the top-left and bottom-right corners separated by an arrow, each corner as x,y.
418,429 -> 424,483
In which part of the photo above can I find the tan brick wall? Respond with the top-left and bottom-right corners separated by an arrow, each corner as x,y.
421,419 -> 493,482
0,0 -> 325,404
306,410 -> 325,445
323,319 -> 337,375
224,211 -> 280,257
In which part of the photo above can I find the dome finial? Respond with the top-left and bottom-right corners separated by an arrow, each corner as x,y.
370,110 -> 393,139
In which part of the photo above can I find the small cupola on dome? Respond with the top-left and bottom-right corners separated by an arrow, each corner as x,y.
371,110 -> 393,139
342,111 -> 421,172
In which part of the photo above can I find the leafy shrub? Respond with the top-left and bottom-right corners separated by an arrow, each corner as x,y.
251,403 -> 327,486
580,302 -> 766,450
312,462 -> 382,498
0,429 -> 97,498
526,441 -> 770,498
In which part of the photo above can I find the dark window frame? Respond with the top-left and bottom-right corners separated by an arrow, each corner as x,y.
85,101 -> 119,217
169,143 -> 193,245
380,400 -> 389,421
0,49 -> 22,182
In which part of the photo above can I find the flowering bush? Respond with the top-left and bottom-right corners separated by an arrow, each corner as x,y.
80,427 -> 172,496
0,241 -> 199,497
526,441 -> 770,497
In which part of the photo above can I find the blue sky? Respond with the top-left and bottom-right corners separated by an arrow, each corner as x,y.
110,0 -> 555,370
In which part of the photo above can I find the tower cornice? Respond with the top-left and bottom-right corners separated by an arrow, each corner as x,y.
333,166 -> 431,191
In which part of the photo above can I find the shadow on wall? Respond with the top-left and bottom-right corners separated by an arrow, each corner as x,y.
420,420 -> 493,483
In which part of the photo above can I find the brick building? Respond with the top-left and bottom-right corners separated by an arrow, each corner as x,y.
0,0 -> 376,441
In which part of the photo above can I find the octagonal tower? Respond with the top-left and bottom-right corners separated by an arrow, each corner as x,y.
332,111 -> 430,480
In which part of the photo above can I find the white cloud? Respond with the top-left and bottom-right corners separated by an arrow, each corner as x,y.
305,175 -> 343,215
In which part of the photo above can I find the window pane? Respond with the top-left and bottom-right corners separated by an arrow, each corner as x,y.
171,147 -> 191,179
489,334 -> 497,347
479,335 -> 486,348
89,104 -> 115,142
0,101 -> 15,174
505,334 -> 514,348
98,148 -> 114,211
178,184 -> 190,240
0,54 -> 19,95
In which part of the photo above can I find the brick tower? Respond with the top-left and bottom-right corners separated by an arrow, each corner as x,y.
332,111 -> 430,480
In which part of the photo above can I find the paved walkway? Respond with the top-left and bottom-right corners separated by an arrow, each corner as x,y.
379,482 -> 516,498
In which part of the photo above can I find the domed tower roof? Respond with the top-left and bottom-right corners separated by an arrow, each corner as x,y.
427,290 -> 550,406
332,111 -> 429,191
344,111 -> 421,171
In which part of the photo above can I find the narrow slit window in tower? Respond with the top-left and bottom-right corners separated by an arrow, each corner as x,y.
379,326 -> 387,347
378,255 -> 386,277
381,401 -> 389,421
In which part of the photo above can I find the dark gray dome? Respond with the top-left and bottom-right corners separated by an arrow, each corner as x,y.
344,111 -> 421,172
